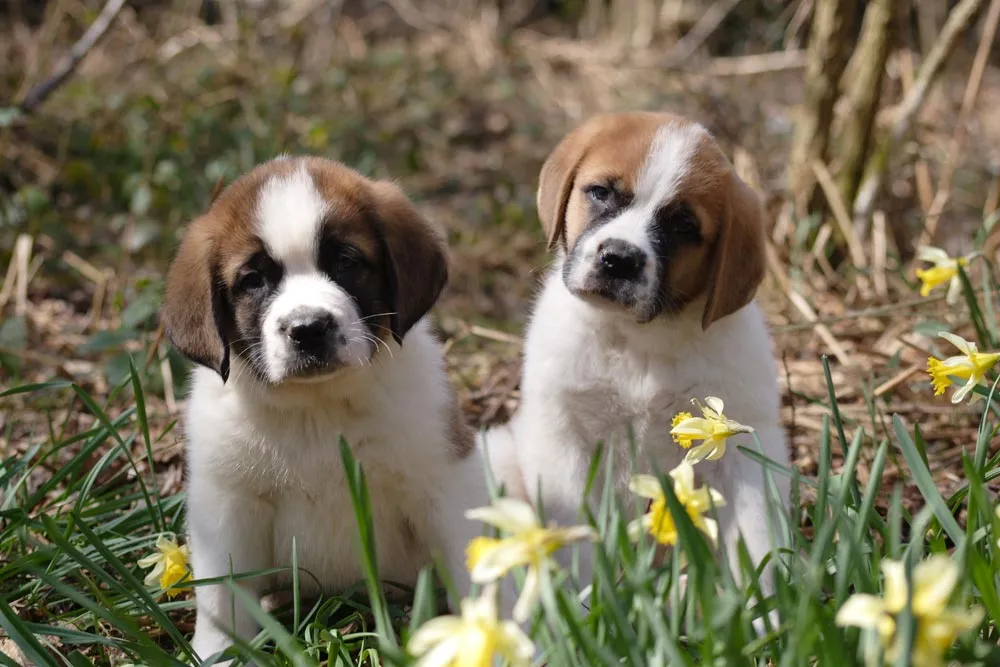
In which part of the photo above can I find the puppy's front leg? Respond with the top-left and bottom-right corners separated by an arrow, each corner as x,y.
430,452 -> 493,606
188,478 -> 274,662
716,431 -> 790,633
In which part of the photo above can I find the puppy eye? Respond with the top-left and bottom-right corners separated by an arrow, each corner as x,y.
240,270 -> 265,290
656,204 -> 700,241
675,217 -> 699,237
321,239 -> 366,282
237,252 -> 281,292
585,185 -> 612,204
338,249 -> 360,270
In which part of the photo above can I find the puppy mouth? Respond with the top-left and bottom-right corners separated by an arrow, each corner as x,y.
568,276 -> 661,324
571,280 -> 638,310
285,354 -> 343,380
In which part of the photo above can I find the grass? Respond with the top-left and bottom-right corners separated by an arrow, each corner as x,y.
3,274 -> 1000,665
3,1 -> 1000,665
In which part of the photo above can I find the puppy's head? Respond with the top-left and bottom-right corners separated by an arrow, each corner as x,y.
161,156 -> 447,384
538,112 -> 765,330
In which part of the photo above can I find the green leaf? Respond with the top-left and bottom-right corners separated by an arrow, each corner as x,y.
892,415 -> 963,545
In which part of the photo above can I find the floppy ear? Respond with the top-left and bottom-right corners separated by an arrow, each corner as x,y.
371,181 -> 449,344
160,219 -> 231,381
701,174 -> 766,331
536,127 -> 593,251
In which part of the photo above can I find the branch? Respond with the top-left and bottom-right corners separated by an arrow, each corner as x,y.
852,0 -> 984,223
662,0 -> 745,66
786,0 -> 855,216
18,0 -> 128,113
835,0 -> 901,215
917,0 -> 1000,247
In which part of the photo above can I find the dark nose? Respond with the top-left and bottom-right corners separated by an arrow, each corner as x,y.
280,310 -> 337,354
597,239 -> 646,281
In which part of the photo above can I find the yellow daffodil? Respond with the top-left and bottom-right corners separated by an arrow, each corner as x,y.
926,332 -> 1000,403
627,461 -> 726,547
836,555 -> 984,667
465,497 -> 597,622
407,584 -> 534,667
670,412 -> 694,448
137,533 -> 192,598
915,246 -> 975,304
669,397 -> 754,463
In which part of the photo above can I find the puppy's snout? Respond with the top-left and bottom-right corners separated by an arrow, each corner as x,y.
597,239 -> 646,281
280,310 -> 337,354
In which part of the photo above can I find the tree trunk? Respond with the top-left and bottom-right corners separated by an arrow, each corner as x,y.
787,0 -> 856,218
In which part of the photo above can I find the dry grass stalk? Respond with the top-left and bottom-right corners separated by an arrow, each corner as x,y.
834,0 -> 899,215
874,364 -> 922,397
852,0 -> 985,225
812,160 -> 868,271
469,325 -> 523,345
1,234 -> 35,317
765,240 -> 854,366
916,0 -> 950,54
894,47 -> 935,214
872,210 -> 889,297
703,50 -> 807,76
787,0 -> 855,217
917,0 -> 1000,248
62,250 -> 112,331
784,0 -> 814,49
0,238 -> 26,312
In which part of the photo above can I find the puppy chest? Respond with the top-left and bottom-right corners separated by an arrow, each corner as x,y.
270,472 -> 435,593
566,372 -> 688,443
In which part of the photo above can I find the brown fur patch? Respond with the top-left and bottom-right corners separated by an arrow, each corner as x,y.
446,397 -> 475,460
369,180 -> 449,342
398,515 -> 422,553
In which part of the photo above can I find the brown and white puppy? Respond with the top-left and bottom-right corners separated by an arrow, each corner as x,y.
482,112 -> 790,617
161,156 -> 488,661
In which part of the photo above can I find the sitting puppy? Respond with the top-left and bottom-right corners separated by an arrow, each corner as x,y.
483,112 -> 789,599
161,156 -> 487,660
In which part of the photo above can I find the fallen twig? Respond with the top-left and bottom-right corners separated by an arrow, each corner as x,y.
662,0 -> 744,66
19,0 -> 128,113
812,160 -> 868,270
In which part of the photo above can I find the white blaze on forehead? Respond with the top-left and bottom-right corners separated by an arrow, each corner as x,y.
255,164 -> 328,270
566,121 -> 707,299
633,122 -> 706,213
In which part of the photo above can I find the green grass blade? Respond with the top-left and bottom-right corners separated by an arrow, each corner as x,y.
891,415 -> 963,545
338,437 -> 398,652
230,583 -> 314,667
0,599 -> 61,667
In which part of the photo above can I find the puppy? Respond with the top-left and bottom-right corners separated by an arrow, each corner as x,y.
482,112 -> 790,603
161,156 -> 488,660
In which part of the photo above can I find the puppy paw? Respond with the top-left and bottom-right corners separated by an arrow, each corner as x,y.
190,630 -> 234,665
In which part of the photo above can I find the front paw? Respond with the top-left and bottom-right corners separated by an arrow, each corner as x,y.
190,629 -> 234,665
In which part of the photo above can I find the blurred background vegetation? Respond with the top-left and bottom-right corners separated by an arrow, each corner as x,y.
1,0 -> 999,510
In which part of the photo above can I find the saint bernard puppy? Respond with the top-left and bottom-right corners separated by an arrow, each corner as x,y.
161,156 -> 487,660
482,112 -> 790,613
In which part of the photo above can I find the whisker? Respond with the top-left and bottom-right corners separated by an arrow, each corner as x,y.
358,311 -> 397,322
